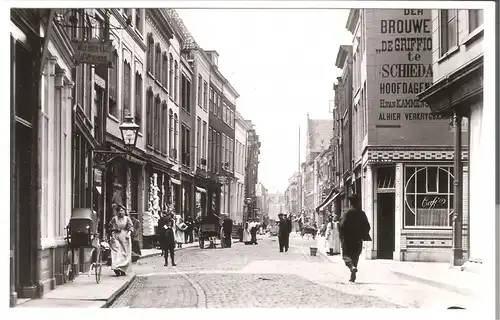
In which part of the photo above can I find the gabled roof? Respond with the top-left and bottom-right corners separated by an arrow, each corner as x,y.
165,9 -> 199,50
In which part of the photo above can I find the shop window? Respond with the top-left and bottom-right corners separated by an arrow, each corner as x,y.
130,165 -> 139,213
404,166 -> 454,228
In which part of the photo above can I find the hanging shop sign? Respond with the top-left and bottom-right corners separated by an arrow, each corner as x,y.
73,39 -> 113,66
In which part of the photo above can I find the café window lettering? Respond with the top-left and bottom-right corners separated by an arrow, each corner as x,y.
404,166 -> 454,228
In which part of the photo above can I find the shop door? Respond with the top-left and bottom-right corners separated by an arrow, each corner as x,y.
15,124 -> 33,293
13,37 -> 35,294
376,193 -> 395,259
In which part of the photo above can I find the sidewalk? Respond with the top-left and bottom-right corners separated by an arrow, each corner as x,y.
313,236 -> 483,299
16,242 -> 199,308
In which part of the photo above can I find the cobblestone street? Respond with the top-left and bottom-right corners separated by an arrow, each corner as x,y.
109,235 -> 476,309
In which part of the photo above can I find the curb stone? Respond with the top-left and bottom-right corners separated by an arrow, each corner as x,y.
101,273 -> 137,308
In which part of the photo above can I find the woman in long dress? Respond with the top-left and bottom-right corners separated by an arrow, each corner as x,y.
325,214 -> 341,255
174,214 -> 185,248
243,219 -> 252,244
109,204 -> 134,276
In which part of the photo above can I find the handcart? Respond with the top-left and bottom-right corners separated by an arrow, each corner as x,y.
198,215 -> 221,249
64,208 -> 108,284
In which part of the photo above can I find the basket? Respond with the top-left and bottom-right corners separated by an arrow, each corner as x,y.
310,246 -> 318,256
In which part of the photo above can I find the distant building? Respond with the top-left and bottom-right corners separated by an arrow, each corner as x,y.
244,126 -> 261,220
255,182 -> 268,221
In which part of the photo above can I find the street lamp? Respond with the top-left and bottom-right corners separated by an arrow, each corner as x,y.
119,114 -> 140,152
93,113 -> 140,166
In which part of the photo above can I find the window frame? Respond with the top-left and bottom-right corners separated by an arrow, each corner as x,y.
439,9 -> 459,57
403,165 -> 455,229
468,9 -> 484,33
135,72 -> 143,132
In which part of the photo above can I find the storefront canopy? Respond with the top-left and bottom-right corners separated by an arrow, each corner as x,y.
315,188 -> 340,213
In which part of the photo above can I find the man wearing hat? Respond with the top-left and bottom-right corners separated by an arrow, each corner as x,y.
277,213 -> 290,252
338,193 -> 371,283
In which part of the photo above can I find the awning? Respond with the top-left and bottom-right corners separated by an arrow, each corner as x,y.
315,188 -> 340,213
171,178 -> 181,185
196,187 -> 206,193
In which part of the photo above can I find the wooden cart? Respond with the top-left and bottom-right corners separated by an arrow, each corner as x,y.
198,215 -> 221,249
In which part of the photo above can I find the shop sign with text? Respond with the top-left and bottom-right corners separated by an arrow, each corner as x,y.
368,9 -> 452,145
73,39 -> 112,66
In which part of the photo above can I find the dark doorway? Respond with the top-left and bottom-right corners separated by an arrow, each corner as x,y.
377,193 -> 395,259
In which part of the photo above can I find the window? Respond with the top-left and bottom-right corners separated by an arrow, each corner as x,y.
221,134 -> 226,170
222,103 -> 227,123
225,136 -> 229,168
162,53 -> 168,87
174,114 -> 178,159
181,74 -> 191,113
202,121 -> 207,161
161,102 -> 168,154
203,81 -> 208,110
146,88 -> 153,147
153,95 -> 161,150
214,94 -> 219,116
197,75 -> 203,106
181,124 -> 190,166
135,72 -> 142,131
107,54 -> 119,116
216,94 -> 221,116
404,166 -> 454,228
469,9 -> 484,33
147,34 -> 154,74
209,87 -> 214,112
174,61 -> 179,102
196,117 -> 201,165
229,138 -> 233,172
216,133 -> 220,173
208,127 -> 212,170
169,109 -> 174,157
123,9 -> 131,17
155,44 -> 161,79
440,10 -> 458,56
84,65 -> 92,119
135,9 -> 142,34
122,61 -> 131,120
169,54 -> 174,95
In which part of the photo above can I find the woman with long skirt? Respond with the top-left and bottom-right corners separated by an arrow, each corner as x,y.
109,204 -> 134,276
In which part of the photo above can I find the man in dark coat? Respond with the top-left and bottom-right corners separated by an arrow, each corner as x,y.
278,213 -> 290,252
338,193 -> 371,282
222,216 -> 233,248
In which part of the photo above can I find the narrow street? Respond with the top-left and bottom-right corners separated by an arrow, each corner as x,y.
109,234 -> 474,308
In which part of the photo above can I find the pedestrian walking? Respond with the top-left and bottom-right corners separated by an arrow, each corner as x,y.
109,204 -> 134,276
162,220 -> 177,267
278,213 -> 290,252
158,211 -> 171,257
250,219 -> 259,245
325,214 -> 341,256
174,215 -> 187,248
130,213 -> 142,263
243,219 -> 252,244
338,194 -> 371,283
184,218 -> 194,244
223,215 -> 233,248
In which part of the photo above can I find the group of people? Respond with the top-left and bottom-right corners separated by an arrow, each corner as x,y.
242,219 -> 261,245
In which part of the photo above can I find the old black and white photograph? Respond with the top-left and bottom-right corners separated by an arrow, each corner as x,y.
8,1 -> 496,316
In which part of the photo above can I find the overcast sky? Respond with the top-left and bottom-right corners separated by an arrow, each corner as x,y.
177,9 -> 351,193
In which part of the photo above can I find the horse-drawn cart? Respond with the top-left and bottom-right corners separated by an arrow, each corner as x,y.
198,215 -> 221,249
